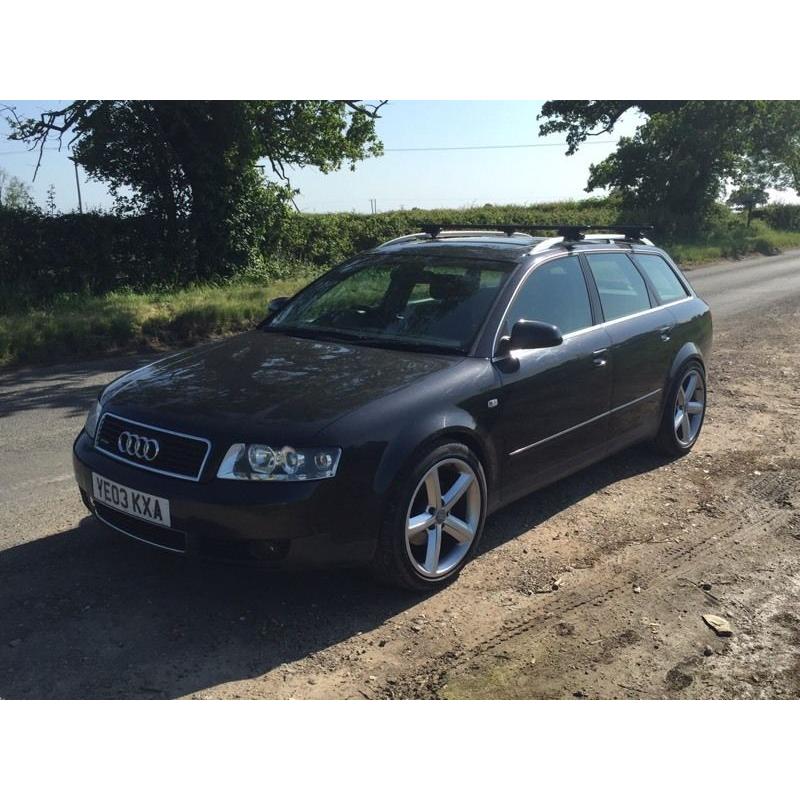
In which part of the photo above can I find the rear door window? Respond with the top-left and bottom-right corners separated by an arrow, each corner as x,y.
586,253 -> 651,321
632,254 -> 689,304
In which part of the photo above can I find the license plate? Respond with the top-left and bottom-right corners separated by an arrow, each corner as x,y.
92,473 -> 171,528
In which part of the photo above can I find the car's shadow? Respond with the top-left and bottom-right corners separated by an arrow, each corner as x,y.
0,354 -> 155,419
0,446 -> 674,699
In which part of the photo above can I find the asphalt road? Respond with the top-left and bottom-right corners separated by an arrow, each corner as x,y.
686,248 -> 800,317
0,249 -> 799,697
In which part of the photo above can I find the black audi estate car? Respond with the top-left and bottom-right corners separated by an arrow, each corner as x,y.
73,224 -> 712,590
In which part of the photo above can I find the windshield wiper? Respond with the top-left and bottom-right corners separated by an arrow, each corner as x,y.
362,338 -> 466,355
263,325 -> 337,340
320,332 -> 466,355
267,326 -> 372,345
265,325 -> 465,355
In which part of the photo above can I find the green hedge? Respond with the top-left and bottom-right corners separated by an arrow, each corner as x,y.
4,199 -> 799,310
1,200 -> 623,306
0,209 -> 178,306
272,199 -> 621,264
755,203 -> 800,231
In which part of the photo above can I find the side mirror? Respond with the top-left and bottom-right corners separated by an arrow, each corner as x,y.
499,319 -> 563,356
268,296 -> 289,314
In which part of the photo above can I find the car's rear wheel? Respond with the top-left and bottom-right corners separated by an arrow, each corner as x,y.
653,360 -> 707,456
372,443 -> 487,591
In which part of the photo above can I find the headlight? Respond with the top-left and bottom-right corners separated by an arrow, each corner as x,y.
84,399 -> 103,440
217,444 -> 341,481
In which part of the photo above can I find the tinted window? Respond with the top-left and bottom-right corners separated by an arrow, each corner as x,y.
633,254 -> 688,304
505,256 -> 592,336
586,253 -> 651,321
269,256 -> 512,353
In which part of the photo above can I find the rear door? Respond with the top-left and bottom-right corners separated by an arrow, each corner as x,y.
583,251 -> 678,448
494,255 -> 614,503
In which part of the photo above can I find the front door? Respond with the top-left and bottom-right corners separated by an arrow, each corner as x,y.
493,255 -> 614,503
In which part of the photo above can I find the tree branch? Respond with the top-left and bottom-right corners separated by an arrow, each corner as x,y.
1,103 -> 22,128
5,101 -> 89,181
344,100 -> 388,118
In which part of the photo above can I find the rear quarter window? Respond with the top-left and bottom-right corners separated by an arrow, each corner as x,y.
632,254 -> 689,304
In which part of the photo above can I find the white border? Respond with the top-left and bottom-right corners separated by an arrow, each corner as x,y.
0,702 -> 795,798
2,1 -> 799,97
2,2 -> 796,796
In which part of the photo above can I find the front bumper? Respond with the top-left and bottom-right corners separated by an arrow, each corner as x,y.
73,431 -> 376,567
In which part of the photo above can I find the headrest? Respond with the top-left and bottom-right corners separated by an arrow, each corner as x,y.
428,273 -> 478,301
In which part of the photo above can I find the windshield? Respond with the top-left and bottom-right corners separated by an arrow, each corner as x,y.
265,255 -> 514,353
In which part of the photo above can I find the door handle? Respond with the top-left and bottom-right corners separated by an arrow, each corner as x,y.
659,325 -> 673,342
592,348 -> 608,367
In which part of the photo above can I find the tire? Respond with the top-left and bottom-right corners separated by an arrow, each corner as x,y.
371,442 -> 488,592
653,359 -> 707,457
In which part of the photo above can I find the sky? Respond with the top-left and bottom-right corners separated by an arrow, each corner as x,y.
0,100 -> 796,214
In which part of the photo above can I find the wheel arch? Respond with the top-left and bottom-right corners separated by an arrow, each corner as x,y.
660,343 -> 706,415
420,427 -> 496,491
667,342 -> 706,383
372,413 -> 498,506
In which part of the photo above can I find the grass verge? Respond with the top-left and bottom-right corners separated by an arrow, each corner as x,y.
0,276 -> 311,369
665,222 -> 800,265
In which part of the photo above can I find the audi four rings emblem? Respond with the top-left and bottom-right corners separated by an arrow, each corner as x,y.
117,431 -> 160,462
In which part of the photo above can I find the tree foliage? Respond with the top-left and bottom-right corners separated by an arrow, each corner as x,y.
727,182 -> 769,227
5,101 -> 385,277
0,167 -> 38,211
539,101 -> 800,232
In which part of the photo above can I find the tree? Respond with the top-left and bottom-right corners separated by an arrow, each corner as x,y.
4,101 -> 385,277
45,184 -> 57,216
538,101 -> 800,232
727,182 -> 769,227
0,167 -> 38,211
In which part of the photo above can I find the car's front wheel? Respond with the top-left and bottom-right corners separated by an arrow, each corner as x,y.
372,443 -> 487,591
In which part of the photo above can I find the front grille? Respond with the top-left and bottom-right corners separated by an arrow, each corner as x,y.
96,413 -> 210,481
95,503 -> 187,553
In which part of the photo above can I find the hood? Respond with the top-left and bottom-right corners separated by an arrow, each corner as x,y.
101,330 -> 461,440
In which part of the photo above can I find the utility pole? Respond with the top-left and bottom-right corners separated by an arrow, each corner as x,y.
69,156 -> 83,213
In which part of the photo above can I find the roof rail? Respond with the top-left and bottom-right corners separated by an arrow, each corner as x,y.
575,224 -> 655,242
376,224 -> 542,249
420,223 -> 541,238
582,232 -> 655,246
424,229 -> 535,240
377,232 -> 432,248
420,223 -> 556,238
418,222 -> 654,242
377,223 -> 655,250
530,236 -> 566,253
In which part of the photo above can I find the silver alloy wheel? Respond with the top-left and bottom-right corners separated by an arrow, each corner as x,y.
405,457 -> 481,579
674,368 -> 706,446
